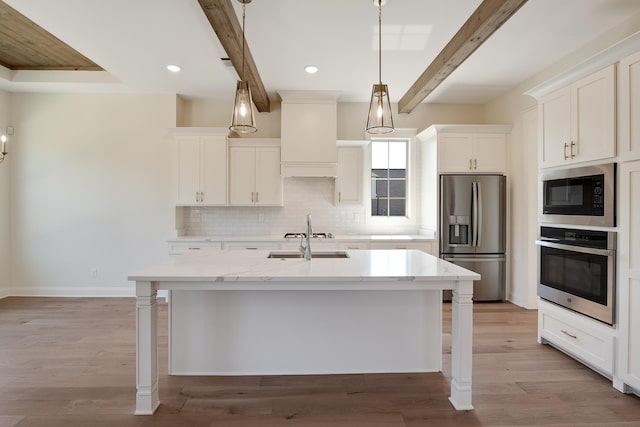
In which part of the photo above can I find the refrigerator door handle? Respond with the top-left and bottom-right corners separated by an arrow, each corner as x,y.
477,181 -> 482,247
471,182 -> 478,246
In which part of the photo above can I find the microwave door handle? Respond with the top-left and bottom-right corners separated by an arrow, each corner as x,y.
535,240 -> 614,257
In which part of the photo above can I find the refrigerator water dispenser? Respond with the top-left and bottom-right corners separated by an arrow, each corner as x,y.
448,215 -> 469,245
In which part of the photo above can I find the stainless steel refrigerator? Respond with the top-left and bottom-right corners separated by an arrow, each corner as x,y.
440,174 -> 506,301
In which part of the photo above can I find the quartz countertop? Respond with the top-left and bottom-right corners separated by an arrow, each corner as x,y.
168,234 -> 436,243
128,249 -> 478,284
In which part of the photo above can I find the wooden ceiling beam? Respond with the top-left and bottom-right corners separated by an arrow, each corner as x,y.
197,0 -> 271,113
398,0 -> 528,113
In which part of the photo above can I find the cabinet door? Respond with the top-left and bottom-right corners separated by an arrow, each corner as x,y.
229,147 -> 256,205
254,147 -> 283,206
617,161 -> 640,391
473,133 -> 507,173
438,134 -> 474,172
336,147 -> 363,204
176,136 -> 201,205
539,87 -> 571,168
200,136 -> 227,205
619,52 -> 640,161
571,65 -> 616,163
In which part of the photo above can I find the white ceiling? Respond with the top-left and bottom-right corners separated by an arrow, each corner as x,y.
2,0 -> 640,105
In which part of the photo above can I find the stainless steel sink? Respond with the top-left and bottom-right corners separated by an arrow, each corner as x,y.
267,251 -> 349,259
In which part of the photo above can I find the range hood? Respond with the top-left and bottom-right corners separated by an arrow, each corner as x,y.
278,91 -> 340,177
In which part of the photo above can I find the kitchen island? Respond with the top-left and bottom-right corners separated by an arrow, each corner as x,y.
128,249 -> 480,415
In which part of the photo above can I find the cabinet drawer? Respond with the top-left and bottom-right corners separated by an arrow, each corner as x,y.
538,300 -> 614,376
169,242 -> 222,255
223,242 -> 279,250
370,241 -> 434,254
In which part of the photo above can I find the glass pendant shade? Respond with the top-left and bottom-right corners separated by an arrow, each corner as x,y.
230,80 -> 257,133
366,83 -> 394,134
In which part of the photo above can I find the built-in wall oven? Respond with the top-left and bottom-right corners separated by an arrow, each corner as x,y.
540,163 -> 615,227
536,226 -> 616,325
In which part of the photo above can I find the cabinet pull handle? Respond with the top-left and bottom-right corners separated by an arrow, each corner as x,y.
200,192 -> 204,202
563,143 -> 569,160
339,192 -> 342,203
570,141 -> 576,158
196,192 -> 199,203
469,159 -> 473,170
188,247 -> 201,250
251,192 -> 254,202
474,159 -> 477,170
561,329 -> 577,339
256,192 -> 259,203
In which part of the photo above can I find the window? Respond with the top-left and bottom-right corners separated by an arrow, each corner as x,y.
370,140 -> 407,217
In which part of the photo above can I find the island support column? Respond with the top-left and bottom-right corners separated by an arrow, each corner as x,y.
135,281 -> 159,415
449,279 -> 474,410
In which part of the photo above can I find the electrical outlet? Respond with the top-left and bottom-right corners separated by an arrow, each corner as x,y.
91,268 -> 98,279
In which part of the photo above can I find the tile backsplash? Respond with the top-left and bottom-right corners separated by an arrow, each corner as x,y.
180,178 -> 419,236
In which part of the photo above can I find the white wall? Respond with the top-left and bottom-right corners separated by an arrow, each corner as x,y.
485,13 -> 640,309
9,93 -> 177,296
0,90 -> 9,298
181,98 -> 485,140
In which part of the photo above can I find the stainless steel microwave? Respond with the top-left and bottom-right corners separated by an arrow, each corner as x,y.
539,163 -> 615,227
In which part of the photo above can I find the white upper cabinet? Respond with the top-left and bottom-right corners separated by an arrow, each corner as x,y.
619,51 -> 640,161
429,127 -> 509,174
438,133 -> 507,173
229,141 -> 283,206
539,65 -> 616,168
175,133 -> 227,206
336,145 -> 363,205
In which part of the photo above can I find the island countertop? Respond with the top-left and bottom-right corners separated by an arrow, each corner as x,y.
128,248 -> 480,284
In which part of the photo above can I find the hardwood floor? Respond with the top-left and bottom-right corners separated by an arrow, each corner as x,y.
0,297 -> 638,426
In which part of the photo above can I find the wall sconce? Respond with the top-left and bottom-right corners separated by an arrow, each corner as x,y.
0,135 -> 7,164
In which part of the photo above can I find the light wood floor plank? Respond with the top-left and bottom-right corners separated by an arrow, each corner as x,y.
0,297 -> 638,426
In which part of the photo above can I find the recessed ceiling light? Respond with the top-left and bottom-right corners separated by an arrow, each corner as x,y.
167,65 -> 181,73
305,65 -> 319,74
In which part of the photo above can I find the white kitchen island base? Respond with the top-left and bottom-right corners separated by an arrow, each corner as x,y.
129,249 -> 479,415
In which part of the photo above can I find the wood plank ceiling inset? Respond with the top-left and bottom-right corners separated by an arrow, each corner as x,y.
398,0 -> 528,113
198,0 -> 271,113
0,1 -> 102,71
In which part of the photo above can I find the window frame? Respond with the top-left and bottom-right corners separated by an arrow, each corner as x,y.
364,129 -> 418,228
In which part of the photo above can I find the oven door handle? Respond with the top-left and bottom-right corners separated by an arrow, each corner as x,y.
535,240 -> 614,256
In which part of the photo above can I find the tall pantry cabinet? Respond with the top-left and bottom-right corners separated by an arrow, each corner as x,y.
616,50 -> 640,394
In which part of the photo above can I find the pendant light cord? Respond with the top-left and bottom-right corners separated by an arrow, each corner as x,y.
378,0 -> 382,85
241,3 -> 246,81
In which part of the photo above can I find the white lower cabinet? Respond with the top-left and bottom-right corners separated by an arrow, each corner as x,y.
616,160 -> 640,393
538,299 -> 615,377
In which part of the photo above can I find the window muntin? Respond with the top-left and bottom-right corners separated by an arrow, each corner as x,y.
370,140 -> 407,217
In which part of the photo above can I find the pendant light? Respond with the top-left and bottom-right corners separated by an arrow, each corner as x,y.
366,0 -> 394,134
230,0 -> 257,133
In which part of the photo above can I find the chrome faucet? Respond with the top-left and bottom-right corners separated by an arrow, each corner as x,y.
299,214 -> 312,260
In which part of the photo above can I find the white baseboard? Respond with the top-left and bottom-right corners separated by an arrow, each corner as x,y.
5,287 -> 168,300
9,286 -> 136,298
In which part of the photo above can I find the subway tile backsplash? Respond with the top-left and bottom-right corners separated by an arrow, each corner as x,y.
181,178 -> 417,236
